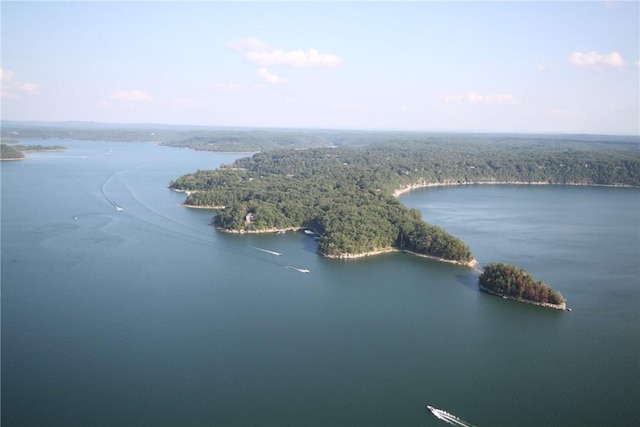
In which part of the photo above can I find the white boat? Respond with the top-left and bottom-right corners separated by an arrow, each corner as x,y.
286,266 -> 310,273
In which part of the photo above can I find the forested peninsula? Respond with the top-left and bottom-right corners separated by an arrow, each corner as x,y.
1,144 -> 25,160
170,135 -> 639,267
0,143 -> 67,160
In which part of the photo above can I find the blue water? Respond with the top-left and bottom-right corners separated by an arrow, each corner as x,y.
2,140 -> 639,426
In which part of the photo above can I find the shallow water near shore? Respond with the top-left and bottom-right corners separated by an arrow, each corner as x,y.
2,140 -> 639,426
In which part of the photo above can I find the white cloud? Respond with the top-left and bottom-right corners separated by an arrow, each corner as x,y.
258,68 -> 286,84
537,64 -> 548,72
441,91 -> 514,104
570,51 -> 625,68
228,38 -> 342,68
109,89 -> 154,102
246,48 -> 342,68
1,68 -> 41,97
635,60 -> 640,69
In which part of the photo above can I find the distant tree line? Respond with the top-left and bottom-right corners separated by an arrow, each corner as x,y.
12,144 -> 67,152
4,121 -> 638,156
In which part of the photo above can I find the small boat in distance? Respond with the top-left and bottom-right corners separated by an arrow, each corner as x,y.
252,247 -> 282,256
115,205 -> 124,211
286,266 -> 310,273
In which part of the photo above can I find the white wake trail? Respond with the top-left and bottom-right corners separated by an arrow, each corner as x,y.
285,266 -> 310,273
432,410 -> 459,426
428,407 -> 476,427
252,247 -> 282,256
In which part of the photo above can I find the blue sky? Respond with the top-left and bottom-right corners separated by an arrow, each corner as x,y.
1,1 -> 638,134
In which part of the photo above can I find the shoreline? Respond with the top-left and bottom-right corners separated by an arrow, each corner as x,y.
479,285 -> 567,311
180,203 -> 225,210
215,226 -> 301,234
321,246 -> 477,269
392,180 -> 637,198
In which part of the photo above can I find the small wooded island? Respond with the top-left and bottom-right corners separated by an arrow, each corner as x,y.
479,263 -> 566,310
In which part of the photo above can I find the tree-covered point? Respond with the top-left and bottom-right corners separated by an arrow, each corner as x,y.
1,143 -> 67,160
479,263 -> 565,306
1,144 -> 25,160
170,137 -> 638,260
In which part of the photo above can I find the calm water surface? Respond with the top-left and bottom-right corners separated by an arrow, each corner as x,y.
2,140 -> 639,426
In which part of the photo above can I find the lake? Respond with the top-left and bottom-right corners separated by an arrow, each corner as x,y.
2,140 -> 639,426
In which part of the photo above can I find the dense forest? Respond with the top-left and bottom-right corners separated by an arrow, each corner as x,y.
170,136 -> 639,261
479,263 -> 566,307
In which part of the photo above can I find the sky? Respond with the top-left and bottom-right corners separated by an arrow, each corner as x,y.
1,1 -> 639,135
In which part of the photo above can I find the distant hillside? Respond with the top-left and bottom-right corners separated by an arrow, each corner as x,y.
3,121 -> 638,153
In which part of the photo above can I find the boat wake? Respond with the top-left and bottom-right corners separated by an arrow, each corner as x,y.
252,247 -> 282,256
427,406 -> 476,427
286,266 -> 310,273
101,171 -> 126,212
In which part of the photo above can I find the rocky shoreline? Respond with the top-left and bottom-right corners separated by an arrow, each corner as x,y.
321,247 -> 477,269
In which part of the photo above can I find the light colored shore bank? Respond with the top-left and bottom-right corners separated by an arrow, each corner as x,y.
479,285 -> 567,310
180,203 -> 225,210
215,226 -> 301,234
322,246 -> 477,269
392,180 -> 636,198
321,247 -> 397,260
402,249 -> 478,269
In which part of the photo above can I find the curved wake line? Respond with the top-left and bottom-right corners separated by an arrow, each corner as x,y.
101,171 -> 126,211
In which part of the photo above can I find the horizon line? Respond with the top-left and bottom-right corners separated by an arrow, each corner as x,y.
1,119 -> 638,138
